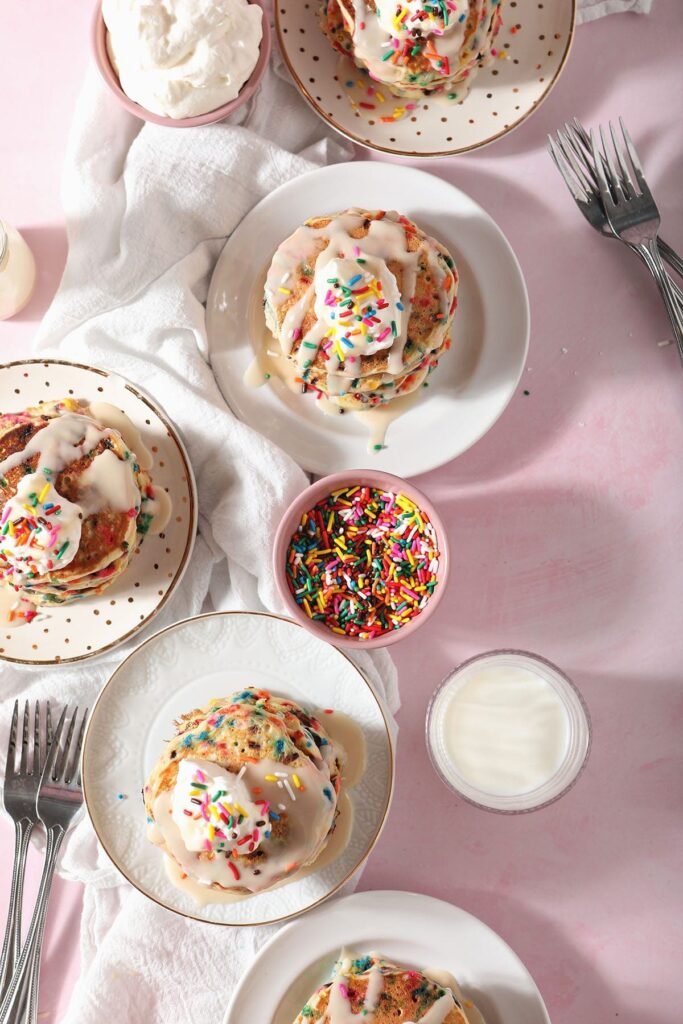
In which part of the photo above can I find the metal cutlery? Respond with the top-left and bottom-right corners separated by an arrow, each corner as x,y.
568,118 -> 683,281
0,703 -> 51,1003
0,705 -> 87,1024
549,118 -> 683,362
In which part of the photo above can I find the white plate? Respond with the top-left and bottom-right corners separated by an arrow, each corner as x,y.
207,162 -> 529,477
224,889 -> 551,1024
276,0 -> 575,158
82,611 -> 395,926
0,360 -> 197,665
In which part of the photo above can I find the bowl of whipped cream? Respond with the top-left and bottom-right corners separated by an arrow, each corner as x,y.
93,0 -> 271,127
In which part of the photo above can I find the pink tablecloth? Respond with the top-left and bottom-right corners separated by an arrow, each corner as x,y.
1,1 -> 682,1022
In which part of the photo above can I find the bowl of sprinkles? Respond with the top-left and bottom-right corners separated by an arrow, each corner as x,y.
274,470 -> 449,649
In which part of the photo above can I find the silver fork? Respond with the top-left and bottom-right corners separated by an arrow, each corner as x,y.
570,118 -> 683,281
0,706 -> 87,1024
591,120 -> 683,359
548,127 -> 683,313
0,702 -> 51,1001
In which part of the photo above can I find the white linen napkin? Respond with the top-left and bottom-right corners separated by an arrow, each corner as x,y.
0,42 -> 400,1024
578,0 -> 651,23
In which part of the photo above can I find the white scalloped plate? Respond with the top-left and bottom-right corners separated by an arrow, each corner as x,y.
224,890 -> 550,1023
0,360 -> 197,665
206,162 -> 529,477
276,0 -> 575,157
82,611 -> 395,926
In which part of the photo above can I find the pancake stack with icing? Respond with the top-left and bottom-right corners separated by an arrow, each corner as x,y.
0,398 -> 167,607
145,688 -> 345,895
264,208 -> 458,410
320,1 -> 504,100
293,952 -> 483,1023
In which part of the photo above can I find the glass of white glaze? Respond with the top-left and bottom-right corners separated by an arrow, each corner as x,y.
426,650 -> 591,813
0,220 -> 36,320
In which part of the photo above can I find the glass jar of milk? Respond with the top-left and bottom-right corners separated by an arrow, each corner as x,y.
0,221 -> 36,320
426,650 -> 591,813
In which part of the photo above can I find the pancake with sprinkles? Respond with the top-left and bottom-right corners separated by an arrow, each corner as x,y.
145,688 -> 346,896
320,0 -> 504,101
292,951 -> 481,1023
264,208 -> 458,410
0,398 -> 168,610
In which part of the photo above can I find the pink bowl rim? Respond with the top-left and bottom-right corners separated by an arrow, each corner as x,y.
91,0 -> 272,128
273,469 -> 450,651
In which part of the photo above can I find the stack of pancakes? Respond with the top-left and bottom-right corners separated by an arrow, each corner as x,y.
0,399 -> 155,606
264,208 -> 458,410
145,688 -> 345,895
320,0 -> 504,100
293,952 -> 481,1023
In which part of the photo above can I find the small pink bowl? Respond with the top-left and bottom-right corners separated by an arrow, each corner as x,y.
92,0 -> 272,128
273,470 -> 450,651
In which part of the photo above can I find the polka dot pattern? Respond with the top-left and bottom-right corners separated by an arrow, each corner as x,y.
276,0 -> 575,156
0,360 -> 197,665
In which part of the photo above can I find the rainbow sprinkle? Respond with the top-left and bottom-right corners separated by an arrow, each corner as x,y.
285,485 -> 440,640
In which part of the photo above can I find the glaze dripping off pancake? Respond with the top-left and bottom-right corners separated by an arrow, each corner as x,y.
145,688 -> 346,895
293,952 -> 482,1023
320,0 -> 504,101
264,208 -> 458,410
0,398 -> 167,606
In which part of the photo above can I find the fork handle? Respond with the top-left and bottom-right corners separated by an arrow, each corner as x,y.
659,237 -> 683,281
0,826 -> 65,1024
635,240 -> 683,364
0,820 -> 33,1002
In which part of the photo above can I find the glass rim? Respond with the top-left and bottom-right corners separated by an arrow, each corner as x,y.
425,648 -> 592,815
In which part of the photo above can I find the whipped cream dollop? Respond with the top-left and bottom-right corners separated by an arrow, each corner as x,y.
102,0 -> 263,119
170,757 -> 270,857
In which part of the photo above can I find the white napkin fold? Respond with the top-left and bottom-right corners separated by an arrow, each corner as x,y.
578,0 -> 652,23
0,44 -> 400,1024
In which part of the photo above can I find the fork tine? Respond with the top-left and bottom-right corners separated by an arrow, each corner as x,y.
43,705 -> 67,784
66,709 -> 88,787
608,120 -> 636,197
556,129 -> 594,195
599,124 -> 626,203
548,136 -> 585,202
591,129 -> 615,210
564,124 -> 599,190
20,700 -> 30,776
6,699 -> 18,775
33,701 -> 41,775
619,116 -> 648,195
54,707 -> 78,783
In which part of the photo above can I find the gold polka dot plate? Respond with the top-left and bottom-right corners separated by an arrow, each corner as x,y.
276,0 -> 576,157
82,611 -> 395,926
0,359 -> 197,665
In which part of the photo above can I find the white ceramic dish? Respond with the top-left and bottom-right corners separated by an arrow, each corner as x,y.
224,889 -> 551,1023
0,359 -> 196,665
82,611 -> 395,926
206,162 -> 529,477
276,0 -> 576,157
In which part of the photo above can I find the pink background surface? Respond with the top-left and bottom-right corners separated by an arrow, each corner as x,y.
1,1 -> 683,1022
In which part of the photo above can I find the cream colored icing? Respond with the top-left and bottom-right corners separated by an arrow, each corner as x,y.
264,209 -> 452,398
340,1 -> 503,98
149,754 -> 338,894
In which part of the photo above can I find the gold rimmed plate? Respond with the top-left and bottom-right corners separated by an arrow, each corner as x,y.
276,0 -> 576,157
0,359 -> 197,664
82,611 -> 395,927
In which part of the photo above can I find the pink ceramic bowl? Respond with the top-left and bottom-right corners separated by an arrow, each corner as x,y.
273,470 -> 450,651
92,0 -> 272,128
